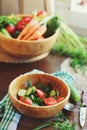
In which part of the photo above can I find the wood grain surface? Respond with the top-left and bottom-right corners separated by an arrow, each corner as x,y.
0,53 -> 87,130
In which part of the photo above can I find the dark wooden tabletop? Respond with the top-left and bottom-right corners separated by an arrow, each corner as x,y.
0,54 -> 86,130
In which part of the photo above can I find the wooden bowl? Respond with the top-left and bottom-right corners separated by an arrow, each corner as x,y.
8,73 -> 70,119
0,14 -> 58,58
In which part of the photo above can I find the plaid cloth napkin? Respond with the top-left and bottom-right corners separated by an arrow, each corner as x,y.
0,69 -> 74,130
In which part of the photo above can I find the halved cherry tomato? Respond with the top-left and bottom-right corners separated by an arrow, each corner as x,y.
57,96 -> 64,103
5,24 -> 16,34
37,10 -> 47,17
36,89 -> 45,99
44,97 -> 57,106
19,96 -> 33,105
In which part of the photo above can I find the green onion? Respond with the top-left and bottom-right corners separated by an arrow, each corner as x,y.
33,112 -> 76,130
0,28 -> 11,38
51,15 -> 87,72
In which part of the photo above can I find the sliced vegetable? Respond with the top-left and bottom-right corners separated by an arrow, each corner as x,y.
18,89 -> 26,97
20,96 -> 33,105
36,89 -> 45,99
17,81 -> 63,106
44,97 -> 57,106
57,96 -> 64,103
50,90 -> 59,98
26,86 -> 36,95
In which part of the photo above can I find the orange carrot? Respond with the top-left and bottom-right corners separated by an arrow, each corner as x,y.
22,22 -> 40,40
37,36 -> 44,40
28,25 -> 47,40
17,20 -> 38,40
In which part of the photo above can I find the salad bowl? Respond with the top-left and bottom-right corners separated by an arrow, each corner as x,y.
8,73 -> 70,119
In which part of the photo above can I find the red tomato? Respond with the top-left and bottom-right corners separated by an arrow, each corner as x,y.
16,21 -> 25,31
44,97 -> 57,106
19,96 -> 33,105
16,16 -> 32,31
36,89 -> 45,99
5,24 -> 16,34
37,10 -> 47,17
57,96 -> 64,103
22,16 -> 33,23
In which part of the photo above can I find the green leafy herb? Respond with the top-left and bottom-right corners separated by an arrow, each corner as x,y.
0,14 -> 21,29
51,16 -> 87,72
35,82 -> 53,96
33,112 -> 76,130
26,80 -> 32,89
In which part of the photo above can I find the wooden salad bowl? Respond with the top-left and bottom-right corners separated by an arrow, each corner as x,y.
8,73 -> 70,119
0,31 -> 58,58
0,14 -> 58,59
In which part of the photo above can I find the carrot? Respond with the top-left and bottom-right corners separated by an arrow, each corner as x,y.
28,25 -> 47,40
17,20 -> 38,40
22,22 -> 40,40
37,36 -> 44,40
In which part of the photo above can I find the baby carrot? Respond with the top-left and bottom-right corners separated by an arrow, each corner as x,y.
22,22 -> 40,40
28,25 -> 47,40
17,20 -> 38,40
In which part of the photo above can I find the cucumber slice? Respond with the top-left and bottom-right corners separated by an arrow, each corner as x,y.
26,86 -> 36,95
50,90 -> 59,98
18,89 -> 26,97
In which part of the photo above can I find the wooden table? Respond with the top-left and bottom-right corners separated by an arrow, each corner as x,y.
0,54 -> 86,130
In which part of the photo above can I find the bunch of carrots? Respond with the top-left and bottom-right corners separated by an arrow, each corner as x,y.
17,19 -> 47,40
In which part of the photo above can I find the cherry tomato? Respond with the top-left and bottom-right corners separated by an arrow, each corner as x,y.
57,96 -> 64,103
37,10 -> 47,17
16,16 -> 32,31
36,89 -> 45,99
44,97 -> 57,106
16,21 -> 25,31
19,96 -> 33,105
5,24 -> 16,34
22,16 -> 33,23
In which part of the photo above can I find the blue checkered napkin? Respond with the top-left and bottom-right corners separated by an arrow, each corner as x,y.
0,69 -> 74,130
0,94 -> 8,118
52,70 -> 74,86
0,94 -> 21,130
